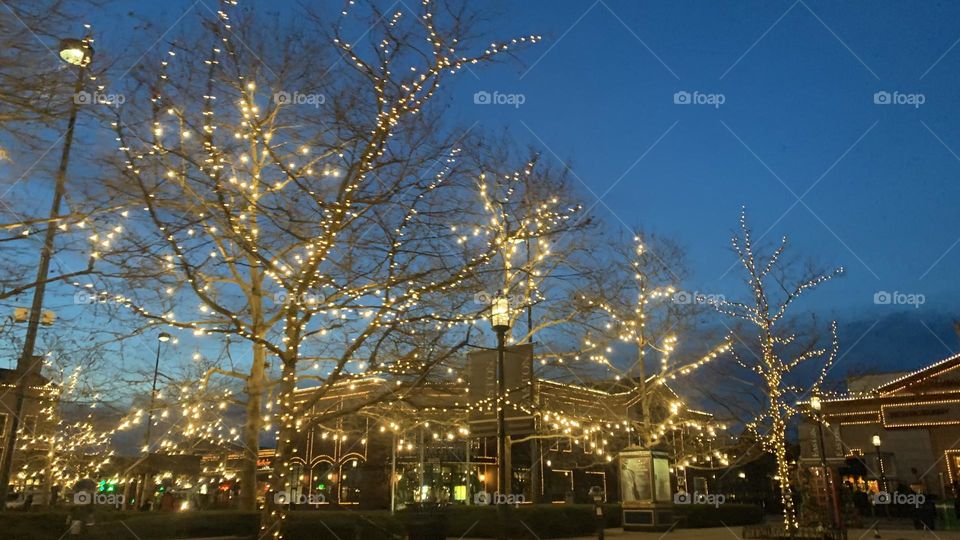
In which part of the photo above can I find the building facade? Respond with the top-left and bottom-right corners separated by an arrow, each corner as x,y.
0,367 -> 55,499
274,367 -> 719,510
799,352 -> 960,510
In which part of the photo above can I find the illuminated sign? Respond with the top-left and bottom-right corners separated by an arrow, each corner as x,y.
881,400 -> 960,428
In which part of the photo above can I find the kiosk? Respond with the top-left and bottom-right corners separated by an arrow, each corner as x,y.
619,447 -> 673,530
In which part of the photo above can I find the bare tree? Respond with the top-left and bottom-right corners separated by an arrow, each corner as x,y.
89,5 -> 556,536
560,232 -> 730,447
714,210 -> 842,532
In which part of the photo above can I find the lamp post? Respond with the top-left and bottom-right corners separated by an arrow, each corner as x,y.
872,434 -> 889,518
144,332 -> 171,449
136,332 -> 170,508
810,396 -> 836,530
490,291 -> 511,540
0,37 -> 93,507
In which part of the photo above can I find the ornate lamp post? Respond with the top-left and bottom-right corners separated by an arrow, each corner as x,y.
810,396 -> 836,530
0,36 -> 93,506
490,291 -> 511,540
872,434 -> 886,490
872,434 -> 889,518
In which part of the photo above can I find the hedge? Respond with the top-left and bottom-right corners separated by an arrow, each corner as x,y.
0,502 -> 762,539
0,510 -> 259,540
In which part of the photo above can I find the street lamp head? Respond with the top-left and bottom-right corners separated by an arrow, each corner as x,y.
158,332 -> 171,342
810,395 -> 821,412
872,434 -> 881,448
490,290 -> 511,332
59,38 -> 93,67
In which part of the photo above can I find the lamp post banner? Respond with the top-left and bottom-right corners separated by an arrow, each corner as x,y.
467,343 -> 535,436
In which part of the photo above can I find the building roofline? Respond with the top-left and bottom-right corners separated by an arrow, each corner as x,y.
877,351 -> 960,395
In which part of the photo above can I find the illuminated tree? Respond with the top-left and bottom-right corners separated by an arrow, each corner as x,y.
91,1 -> 552,535
714,210 -> 842,532
559,233 -> 730,451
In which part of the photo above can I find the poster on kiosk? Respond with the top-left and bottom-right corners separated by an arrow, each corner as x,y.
619,448 -> 673,531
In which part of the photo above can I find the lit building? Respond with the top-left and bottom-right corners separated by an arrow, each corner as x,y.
799,352 -> 960,505
275,369 -> 719,509
0,367 -> 56,496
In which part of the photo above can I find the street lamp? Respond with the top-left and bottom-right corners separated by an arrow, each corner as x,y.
0,36 -> 94,506
872,434 -> 885,491
872,433 -> 889,518
145,332 -> 171,449
58,38 -> 94,67
489,291 -> 511,540
810,395 -> 836,530
136,332 -> 170,508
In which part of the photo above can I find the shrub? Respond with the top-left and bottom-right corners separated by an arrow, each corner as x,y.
0,503 -> 762,539
0,509 -> 259,540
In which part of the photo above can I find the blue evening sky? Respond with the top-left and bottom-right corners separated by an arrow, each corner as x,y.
55,0 -> 960,377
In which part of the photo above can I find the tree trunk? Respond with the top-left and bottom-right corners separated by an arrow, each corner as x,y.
261,355 -> 297,539
636,341 -> 652,447
239,342 -> 266,510
771,399 -> 797,532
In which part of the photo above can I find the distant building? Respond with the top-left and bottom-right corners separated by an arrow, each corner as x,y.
0,367 -> 56,496
799,351 -> 960,507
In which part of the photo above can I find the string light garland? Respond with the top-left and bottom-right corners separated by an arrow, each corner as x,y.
714,209 -> 843,532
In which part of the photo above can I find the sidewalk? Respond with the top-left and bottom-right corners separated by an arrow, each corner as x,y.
457,526 -> 954,540
176,525 -> 954,540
